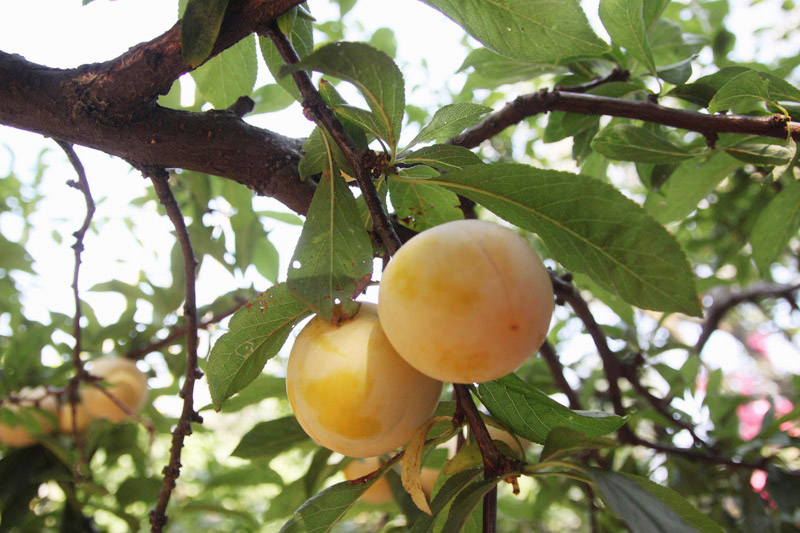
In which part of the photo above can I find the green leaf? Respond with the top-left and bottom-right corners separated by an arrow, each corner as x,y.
644,152 -> 742,224
642,0 -> 670,28
419,0 -> 609,63
200,374 -> 286,413
708,70 -> 772,113
259,15 -> 314,101
181,0 -> 230,67
251,236 -> 280,283
251,84 -> 295,115
648,20 -> 707,66
539,427 -> 616,462
264,479 -> 308,522
441,478 -> 504,532
390,167 -> 464,232
280,460 -> 396,532
329,104 -> 387,142
258,210 -> 304,226
397,163 -> 702,315
287,170 -> 374,323
458,48 -> 565,90
721,142 -> 794,166
368,27 -> 398,58
751,178 -> 800,272
399,144 -> 484,171
281,42 -> 405,151
668,66 -> 750,108
591,125 -> 694,164
589,469 -> 725,533
477,375 -> 627,444
191,34 -> 257,109
407,103 -> 491,148
409,469 -> 483,532
231,416 -> 310,459
206,284 -> 312,410
599,0 -> 657,78
298,127 -> 351,181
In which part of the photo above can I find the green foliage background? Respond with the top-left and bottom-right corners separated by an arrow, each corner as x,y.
1,0 -> 800,531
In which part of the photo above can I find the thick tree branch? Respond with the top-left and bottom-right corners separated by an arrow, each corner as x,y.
0,0 -> 315,214
263,22 -> 402,254
68,0 -> 306,116
451,87 -> 800,149
147,169 -> 202,533
0,51 -> 314,214
695,282 -> 800,353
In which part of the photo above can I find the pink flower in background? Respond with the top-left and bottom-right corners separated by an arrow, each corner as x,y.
737,396 -> 798,441
746,331 -> 769,356
737,399 -> 771,441
751,469 -> 767,491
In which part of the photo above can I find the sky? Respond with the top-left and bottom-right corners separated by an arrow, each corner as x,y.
1,0 -> 799,412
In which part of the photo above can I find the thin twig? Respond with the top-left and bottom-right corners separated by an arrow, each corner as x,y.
146,168 -> 203,533
695,282 -> 800,353
623,434 -> 800,477
550,272 -> 714,449
88,380 -> 155,438
262,21 -> 402,255
451,86 -> 800,150
553,68 -> 630,94
539,340 -> 583,410
56,140 -> 95,475
549,272 -> 627,417
549,271 -> 800,475
126,300 -> 246,360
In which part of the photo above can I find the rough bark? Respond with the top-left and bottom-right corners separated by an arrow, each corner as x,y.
0,0 -> 315,214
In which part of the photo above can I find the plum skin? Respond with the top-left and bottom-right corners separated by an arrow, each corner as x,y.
378,219 -> 554,384
286,303 -> 443,458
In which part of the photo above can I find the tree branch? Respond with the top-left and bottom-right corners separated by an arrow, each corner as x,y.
453,384 -> 521,533
126,300 -> 247,361
695,282 -> 800,353
539,340 -> 583,410
262,22 -> 402,254
56,140 -> 95,474
451,86 -> 800,150
0,0 -> 315,214
549,272 -> 627,417
550,272 -> 715,449
146,169 -> 202,533
622,433 -> 800,478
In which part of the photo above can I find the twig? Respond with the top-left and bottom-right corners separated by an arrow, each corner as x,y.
451,86 -> 800,150
549,272 -> 715,449
56,140 -> 95,475
547,271 -> 800,475
695,282 -> 800,353
539,340 -> 583,410
126,300 -> 246,360
454,385 -> 522,533
549,272 -> 627,417
89,380 -> 155,438
262,21 -> 402,255
622,433 -> 800,478
146,169 -> 203,533
553,68 -> 630,94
